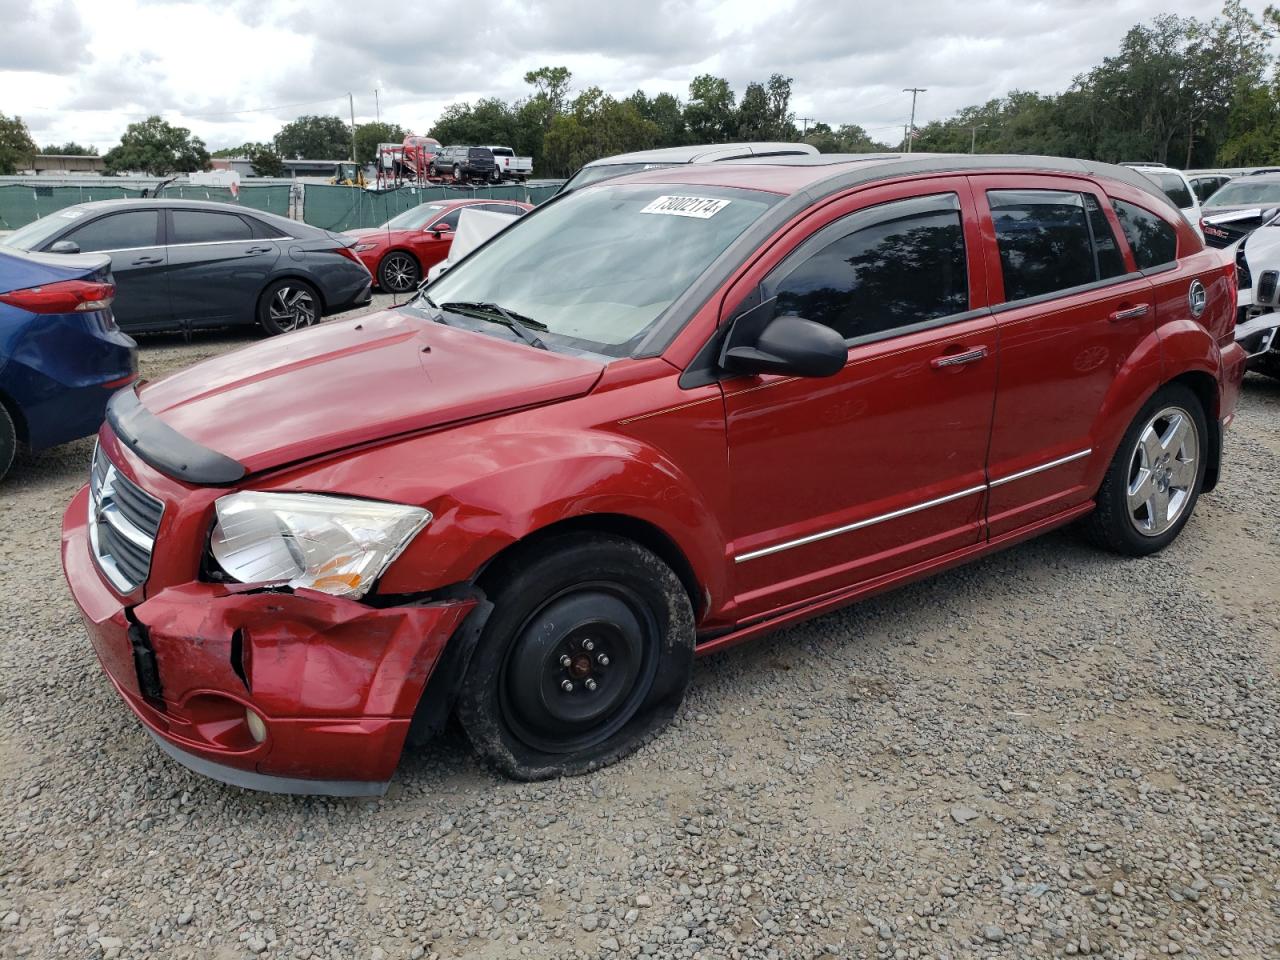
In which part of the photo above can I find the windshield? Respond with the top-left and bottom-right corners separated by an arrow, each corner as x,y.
1,207 -> 87,250
420,183 -> 779,356
1204,180 -> 1280,208
561,162 -> 680,192
383,204 -> 447,230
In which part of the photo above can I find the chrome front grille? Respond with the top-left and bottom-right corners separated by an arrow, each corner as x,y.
88,443 -> 164,593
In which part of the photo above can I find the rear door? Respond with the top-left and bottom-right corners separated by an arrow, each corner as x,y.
165,209 -> 280,327
721,179 -> 997,620
56,209 -> 169,330
970,175 -> 1158,537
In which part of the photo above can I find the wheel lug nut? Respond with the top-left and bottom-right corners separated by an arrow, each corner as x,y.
596,653 -> 610,667
559,655 -> 571,668
560,680 -> 574,692
585,678 -> 598,692
582,639 -> 595,652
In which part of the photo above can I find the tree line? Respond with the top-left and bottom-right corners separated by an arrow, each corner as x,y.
0,1 -> 1275,178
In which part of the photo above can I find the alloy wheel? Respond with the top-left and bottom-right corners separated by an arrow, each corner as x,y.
268,286 -> 317,332
381,253 -> 417,293
1126,405 -> 1198,537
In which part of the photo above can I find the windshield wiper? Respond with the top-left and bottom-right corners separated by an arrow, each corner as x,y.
439,301 -> 548,350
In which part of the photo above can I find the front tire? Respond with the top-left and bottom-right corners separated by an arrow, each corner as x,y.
1083,383 -> 1207,556
453,164 -> 464,183
258,279 -> 320,336
456,534 -> 695,780
377,251 -> 420,293
0,403 -> 16,482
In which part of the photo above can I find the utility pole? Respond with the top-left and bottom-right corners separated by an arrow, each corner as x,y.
349,92 -> 357,162
903,87 -> 926,153
797,116 -> 815,136
969,124 -> 987,153
375,89 -> 381,124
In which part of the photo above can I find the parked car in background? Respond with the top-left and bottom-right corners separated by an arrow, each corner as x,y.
1198,173 -> 1280,249
62,153 -> 1244,795
1122,163 -> 1203,237
558,142 -> 820,192
1223,211 -> 1280,373
1,200 -> 372,336
432,146 -> 497,182
484,146 -> 533,182
0,247 -> 135,481
347,199 -> 532,292
1188,171 -> 1234,204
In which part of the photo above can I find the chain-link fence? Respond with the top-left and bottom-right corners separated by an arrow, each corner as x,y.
0,183 -> 294,231
0,180 -> 560,232
300,182 -> 561,232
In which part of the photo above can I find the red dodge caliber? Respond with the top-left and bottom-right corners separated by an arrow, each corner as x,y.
62,155 -> 1247,795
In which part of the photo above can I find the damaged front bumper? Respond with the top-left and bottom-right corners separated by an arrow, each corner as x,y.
61,485 -> 476,796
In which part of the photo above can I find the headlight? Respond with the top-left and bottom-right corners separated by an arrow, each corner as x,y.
209,492 -> 430,599
352,242 -> 377,252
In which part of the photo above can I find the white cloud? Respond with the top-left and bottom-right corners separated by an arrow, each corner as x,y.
2,0 -> 1274,153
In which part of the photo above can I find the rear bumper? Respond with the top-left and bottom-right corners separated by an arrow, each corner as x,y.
61,486 -> 476,795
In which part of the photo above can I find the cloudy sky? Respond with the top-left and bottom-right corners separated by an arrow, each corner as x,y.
2,0 -> 1271,154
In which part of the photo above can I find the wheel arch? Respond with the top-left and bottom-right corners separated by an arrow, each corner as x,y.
0,386 -> 29,445
1164,368 -> 1222,492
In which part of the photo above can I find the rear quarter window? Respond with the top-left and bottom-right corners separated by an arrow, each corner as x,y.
1111,200 -> 1178,270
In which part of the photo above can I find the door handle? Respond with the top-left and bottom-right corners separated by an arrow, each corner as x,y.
245,246 -> 274,254
130,255 -> 163,265
1108,303 -> 1150,322
931,346 -> 988,369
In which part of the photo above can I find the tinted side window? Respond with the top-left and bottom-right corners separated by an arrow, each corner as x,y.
63,210 -> 159,252
171,210 -> 253,244
1111,200 -> 1178,270
988,190 -> 1095,301
1084,194 -> 1127,280
766,193 -> 969,341
247,216 -> 287,239
433,209 -> 463,230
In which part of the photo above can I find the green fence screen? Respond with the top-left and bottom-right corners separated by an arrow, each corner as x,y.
0,183 -> 292,230
301,183 -> 558,232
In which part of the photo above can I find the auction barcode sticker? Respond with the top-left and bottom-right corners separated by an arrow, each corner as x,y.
639,196 -> 731,219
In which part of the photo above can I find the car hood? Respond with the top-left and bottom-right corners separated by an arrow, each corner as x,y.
345,227 -> 416,245
134,309 -> 604,476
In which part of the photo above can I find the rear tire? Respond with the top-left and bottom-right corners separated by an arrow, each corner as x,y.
456,533 -> 695,780
453,164 -> 464,183
1082,383 -> 1207,556
258,279 -> 321,336
0,403 -> 16,482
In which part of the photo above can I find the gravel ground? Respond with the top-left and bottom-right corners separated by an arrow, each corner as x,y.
1,304 -> 1278,959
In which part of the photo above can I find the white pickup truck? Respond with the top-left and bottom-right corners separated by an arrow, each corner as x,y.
484,146 -> 532,182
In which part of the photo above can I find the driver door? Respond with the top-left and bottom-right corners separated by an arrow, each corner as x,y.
721,179 -> 997,622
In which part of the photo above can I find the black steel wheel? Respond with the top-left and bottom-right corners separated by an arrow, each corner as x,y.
377,251 -> 420,293
456,533 -> 695,780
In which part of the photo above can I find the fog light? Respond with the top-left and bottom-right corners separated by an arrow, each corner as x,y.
245,708 -> 267,744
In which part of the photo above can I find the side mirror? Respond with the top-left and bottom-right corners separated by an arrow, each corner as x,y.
431,224 -> 451,238
722,314 -> 847,378
49,240 -> 81,254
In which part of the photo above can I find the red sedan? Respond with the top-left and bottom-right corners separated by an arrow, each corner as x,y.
63,155 -> 1244,795
349,199 -> 532,293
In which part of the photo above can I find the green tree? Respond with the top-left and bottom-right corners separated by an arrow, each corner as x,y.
736,82 -> 771,140
273,115 -> 351,160
0,113 -> 37,174
542,88 -> 659,176
1217,80 -> 1280,164
354,121 -> 406,164
766,74 -> 797,139
684,75 -> 736,142
245,143 -> 286,177
39,141 -> 98,155
103,116 -> 209,175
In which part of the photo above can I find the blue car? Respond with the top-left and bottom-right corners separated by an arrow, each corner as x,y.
0,247 -> 137,481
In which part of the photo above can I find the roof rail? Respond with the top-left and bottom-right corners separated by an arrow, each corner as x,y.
1118,161 -> 1169,168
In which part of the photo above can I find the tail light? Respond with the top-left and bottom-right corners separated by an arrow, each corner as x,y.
0,279 -> 115,313
331,245 -> 364,267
